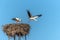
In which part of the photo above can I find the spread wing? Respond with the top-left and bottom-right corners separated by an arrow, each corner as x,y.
27,10 -> 32,18
12,18 -> 16,21
35,14 -> 42,17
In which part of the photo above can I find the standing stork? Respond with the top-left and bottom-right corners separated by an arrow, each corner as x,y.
12,17 -> 22,23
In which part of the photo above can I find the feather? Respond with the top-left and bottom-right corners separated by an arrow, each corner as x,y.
27,10 -> 32,18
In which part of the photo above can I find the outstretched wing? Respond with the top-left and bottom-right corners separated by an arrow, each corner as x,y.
12,18 -> 16,21
12,18 -> 20,21
27,10 -> 32,18
35,14 -> 42,17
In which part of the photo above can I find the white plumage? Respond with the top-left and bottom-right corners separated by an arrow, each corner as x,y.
27,10 -> 42,21
12,17 -> 22,23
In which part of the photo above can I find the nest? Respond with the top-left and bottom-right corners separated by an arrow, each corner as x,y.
3,23 -> 30,40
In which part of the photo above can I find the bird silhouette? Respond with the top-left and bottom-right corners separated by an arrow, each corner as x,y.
12,17 -> 22,23
27,10 -> 42,21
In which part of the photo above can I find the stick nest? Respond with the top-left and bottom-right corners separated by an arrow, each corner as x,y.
3,23 -> 30,37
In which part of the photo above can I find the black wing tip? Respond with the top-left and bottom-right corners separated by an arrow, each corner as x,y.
27,10 -> 30,12
26,9 -> 31,12
12,18 -> 16,20
40,14 -> 42,16
38,14 -> 42,17
26,10 -> 32,18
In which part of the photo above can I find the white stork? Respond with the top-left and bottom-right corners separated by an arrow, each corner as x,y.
27,10 -> 42,21
12,17 -> 22,23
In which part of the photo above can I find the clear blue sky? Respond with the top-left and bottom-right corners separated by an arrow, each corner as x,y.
0,0 -> 60,40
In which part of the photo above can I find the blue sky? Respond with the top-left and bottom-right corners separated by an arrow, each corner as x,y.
0,0 -> 60,40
